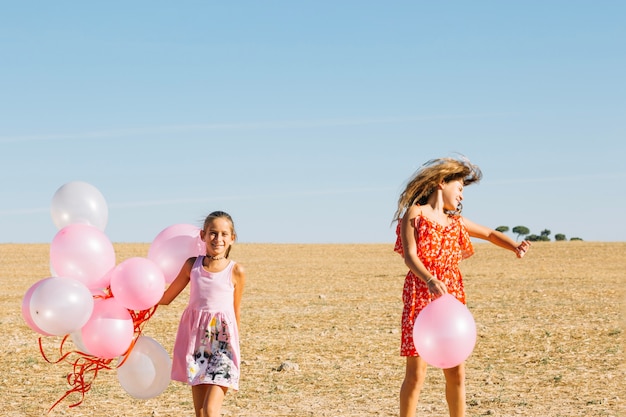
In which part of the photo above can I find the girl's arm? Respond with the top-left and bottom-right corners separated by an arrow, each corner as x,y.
232,263 -> 246,329
462,217 -> 531,257
158,257 -> 195,305
400,206 -> 448,296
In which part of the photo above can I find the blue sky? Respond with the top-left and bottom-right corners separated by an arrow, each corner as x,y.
1,1 -> 624,244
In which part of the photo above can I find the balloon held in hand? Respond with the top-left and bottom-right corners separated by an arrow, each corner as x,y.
413,294 -> 477,369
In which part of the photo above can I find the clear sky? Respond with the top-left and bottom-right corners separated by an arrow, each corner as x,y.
1,1 -> 624,244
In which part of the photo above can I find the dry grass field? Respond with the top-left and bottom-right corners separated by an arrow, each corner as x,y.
1,242 -> 624,417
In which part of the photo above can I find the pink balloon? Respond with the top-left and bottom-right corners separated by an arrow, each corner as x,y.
81,298 -> 134,359
50,223 -> 116,289
21,278 -> 54,336
413,294 -> 477,369
147,224 -> 204,284
110,257 -> 165,311
28,277 -> 94,336
150,223 -> 202,247
69,287 -> 110,353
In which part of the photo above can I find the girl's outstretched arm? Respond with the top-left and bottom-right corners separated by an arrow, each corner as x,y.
462,217 -> 531,258
158,257 -> 195,305
232,263 -> 246,329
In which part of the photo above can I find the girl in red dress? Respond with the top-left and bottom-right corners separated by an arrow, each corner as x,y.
393,156 -> 530,417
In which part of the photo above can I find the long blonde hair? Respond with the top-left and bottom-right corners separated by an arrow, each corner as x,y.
393,156 -> 482,222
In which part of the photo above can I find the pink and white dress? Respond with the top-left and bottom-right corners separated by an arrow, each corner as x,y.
170,256 -> 240,390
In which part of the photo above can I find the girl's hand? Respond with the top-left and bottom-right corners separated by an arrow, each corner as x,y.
427,278 -> 447,297
515,240 -> 531,258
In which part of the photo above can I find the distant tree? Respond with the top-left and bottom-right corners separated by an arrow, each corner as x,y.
540,229 -> 551,238
554,233 -> 566,241
527,234 -> 550,242
570,237 -> 583,241
512,226 -> 530,240
496,226 -> 509,233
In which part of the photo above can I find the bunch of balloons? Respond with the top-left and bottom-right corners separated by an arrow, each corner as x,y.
412,294 -> 477,369
20,181 -> 205,409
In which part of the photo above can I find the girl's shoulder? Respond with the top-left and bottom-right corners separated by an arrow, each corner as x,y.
231,261 -> 246,287
405,204 -> 423,219
185,256 -> 200,269
232,261 -> 245,275
403,204 -> 430,227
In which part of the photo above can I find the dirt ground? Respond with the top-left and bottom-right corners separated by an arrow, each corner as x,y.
1,242 -> 624,417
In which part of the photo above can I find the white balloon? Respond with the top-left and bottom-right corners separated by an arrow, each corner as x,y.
51,181 -> 109,231
29,277 -> 94,336
117,336 -> 172,399
70,330 -> 93,355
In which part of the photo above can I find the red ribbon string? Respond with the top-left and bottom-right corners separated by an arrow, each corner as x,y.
39,335 -> 114,411
39,298 -> 159,412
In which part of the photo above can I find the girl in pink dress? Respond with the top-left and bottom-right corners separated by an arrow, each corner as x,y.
393,157 -> 530,417
159,211 -> 246,417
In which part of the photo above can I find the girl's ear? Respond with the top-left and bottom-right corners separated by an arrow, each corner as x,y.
200,229 -> 206,240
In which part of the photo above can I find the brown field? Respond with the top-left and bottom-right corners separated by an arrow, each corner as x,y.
1,242 -> 624,417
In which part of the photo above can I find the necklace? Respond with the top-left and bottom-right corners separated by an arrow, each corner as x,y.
207,255 -> 226,260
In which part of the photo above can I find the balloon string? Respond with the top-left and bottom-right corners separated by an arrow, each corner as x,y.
41,302 -> 159,412
39,335 -> 114,411
48,354 -> 114,411
131,305 -> 158,333
38,335 -> 73,364
118,305 -> 158,367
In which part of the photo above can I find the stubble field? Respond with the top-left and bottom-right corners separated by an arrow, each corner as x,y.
0,242 -> 624,416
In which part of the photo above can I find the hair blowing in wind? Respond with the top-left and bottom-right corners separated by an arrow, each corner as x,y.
393,156 -> 482,222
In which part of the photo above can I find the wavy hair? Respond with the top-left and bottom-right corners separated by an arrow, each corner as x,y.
393,156 -> 482,221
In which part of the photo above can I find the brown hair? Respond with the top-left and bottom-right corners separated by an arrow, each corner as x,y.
203,211 -> 236,258
393,156 -> 482,221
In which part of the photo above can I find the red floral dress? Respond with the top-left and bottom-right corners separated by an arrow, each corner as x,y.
394,213 -> 474,356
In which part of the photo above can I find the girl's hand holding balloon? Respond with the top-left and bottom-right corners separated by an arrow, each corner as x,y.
426,276 -> 447,297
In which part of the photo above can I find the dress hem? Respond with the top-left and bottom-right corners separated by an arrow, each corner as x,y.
171,377 -> 239,391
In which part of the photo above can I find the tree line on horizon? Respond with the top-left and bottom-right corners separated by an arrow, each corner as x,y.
495,226 -> 583,242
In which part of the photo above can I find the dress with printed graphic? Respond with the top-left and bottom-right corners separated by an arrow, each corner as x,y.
394,213 -> 474,357
170,256 -> 240,390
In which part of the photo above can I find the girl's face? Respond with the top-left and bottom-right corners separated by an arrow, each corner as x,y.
201,217 -> 235,257
441,179 -> 464,211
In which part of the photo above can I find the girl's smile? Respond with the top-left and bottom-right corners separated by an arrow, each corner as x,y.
201,217 -> 235,258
